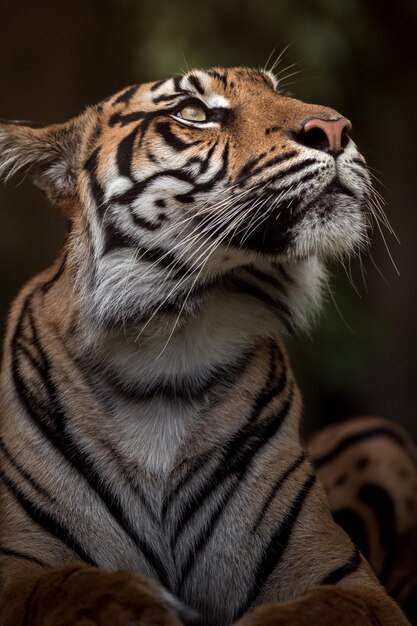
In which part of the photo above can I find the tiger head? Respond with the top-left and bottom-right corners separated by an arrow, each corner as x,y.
0,67 -> 372,330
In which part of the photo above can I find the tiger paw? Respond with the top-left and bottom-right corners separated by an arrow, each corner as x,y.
25,564 -> 198,626
231,586 -> 410,626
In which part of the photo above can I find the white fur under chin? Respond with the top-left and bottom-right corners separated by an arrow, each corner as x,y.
290,197 -> 368,259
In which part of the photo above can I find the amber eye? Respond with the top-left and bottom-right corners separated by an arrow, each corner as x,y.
177,104 -> 207,122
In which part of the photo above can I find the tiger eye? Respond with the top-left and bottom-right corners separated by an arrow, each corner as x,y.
178,105 -> 207,122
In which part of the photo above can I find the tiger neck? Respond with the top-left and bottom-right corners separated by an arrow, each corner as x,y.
5,253 -> 321,475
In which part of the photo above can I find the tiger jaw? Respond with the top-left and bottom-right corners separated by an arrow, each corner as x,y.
201,163 -> 370,260
211,182 -> 368,258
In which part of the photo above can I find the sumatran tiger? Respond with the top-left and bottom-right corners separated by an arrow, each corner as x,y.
0,67 -> 410,626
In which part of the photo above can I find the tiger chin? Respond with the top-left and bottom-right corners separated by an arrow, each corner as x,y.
0,67 -> 407,626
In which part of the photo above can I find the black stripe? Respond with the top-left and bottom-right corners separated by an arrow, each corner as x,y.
188,74 -> 205,95
0,468 -> 96,566
172,377 -> 293,541
103,221 -> 134,255
320,546 -> 361,585
252,453 -> 306,532
152,93 -> 183,105
240,473 -> 317,615
173,76 -> 185,93
207,70 -> 228,89
132,242 -> 194,278
164,342 -> 279,517
237,150 -> 298,184
352,157 -> 367,168
199,144 -> 216,175
0,545 -> 47,568
174,141 -> 230,204
267,158 -> 317,182
131,212 -> 167,232
230,277 -> 293,333
99,348 -> 254,405
0,438 -> 50,500
274,262 -> 295,285
357,483 -> 397,583
243,266 -> 286,293
311,427 -> 409,469
109,111 -> 146,127
265,170 -> 318,196
116,124 -> 141,178
84,147 -> 106,217
177,405 -> 298,588
39,257 -> 66,294
150,80 -> 166,92
11,294 -> 170,587
237,151 -> 269,179
113,84 -> 140,105
115,168 -> 195,205
155,121 -> 202,152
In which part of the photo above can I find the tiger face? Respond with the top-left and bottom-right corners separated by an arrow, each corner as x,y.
0,67 -> 372,329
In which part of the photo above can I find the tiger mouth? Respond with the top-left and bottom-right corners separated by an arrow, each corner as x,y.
320,179 -> 356,199
209,177 -> 364,255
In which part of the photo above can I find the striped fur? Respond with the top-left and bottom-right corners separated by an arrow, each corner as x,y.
0,67 -> 409,625
309,417 -> 417,624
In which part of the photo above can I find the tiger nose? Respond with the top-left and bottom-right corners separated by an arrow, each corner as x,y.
296,117 -> 352,157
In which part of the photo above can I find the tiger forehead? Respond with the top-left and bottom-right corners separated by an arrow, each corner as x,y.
108,67 -> 277,112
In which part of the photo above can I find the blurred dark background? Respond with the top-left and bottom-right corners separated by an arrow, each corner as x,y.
1,0 -> 416,436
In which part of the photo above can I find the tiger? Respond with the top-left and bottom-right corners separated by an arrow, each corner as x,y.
0,66 -> 409,626
308,416 -> 417,623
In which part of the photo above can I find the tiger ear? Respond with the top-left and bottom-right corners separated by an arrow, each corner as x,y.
0,112 -> 94,203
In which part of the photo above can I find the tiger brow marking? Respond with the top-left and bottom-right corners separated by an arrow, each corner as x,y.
152,92 -> 184,105
187,74 -> 205,95
150,79 -> 166,92
207,69 -> 228,89
109,110 -> 147,127
113,84 -> 141,106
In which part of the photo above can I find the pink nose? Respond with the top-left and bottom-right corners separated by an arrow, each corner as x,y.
302,117 -> 352,156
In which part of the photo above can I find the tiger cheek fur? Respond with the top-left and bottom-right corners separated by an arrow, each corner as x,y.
0,67 -> 409,626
